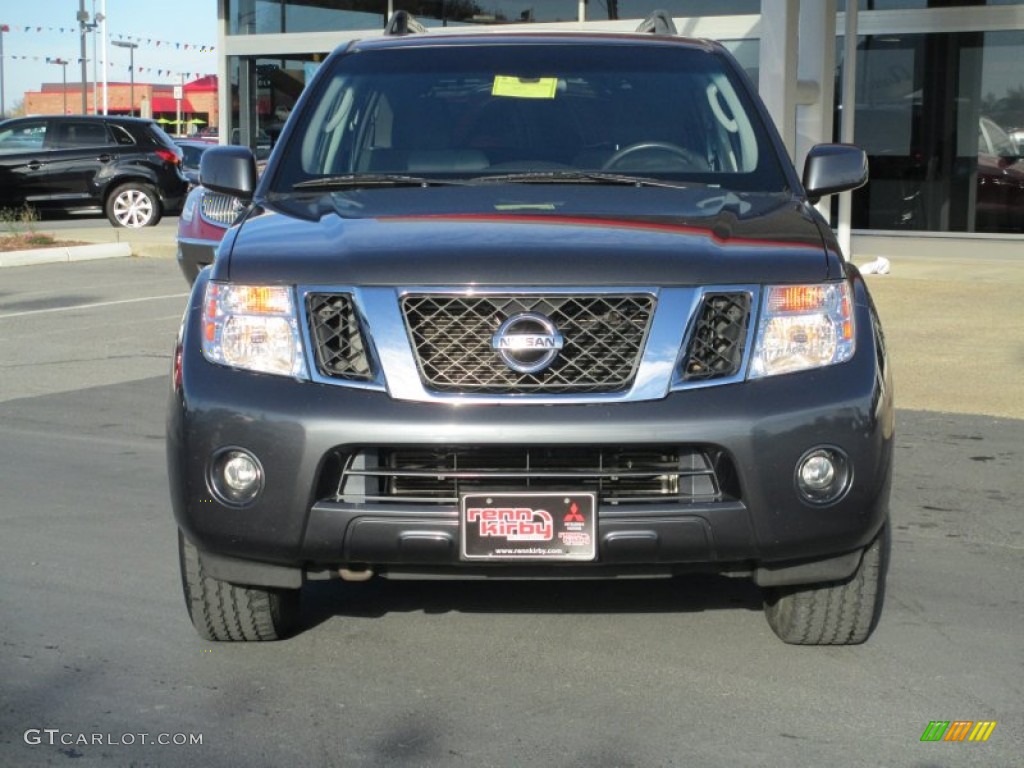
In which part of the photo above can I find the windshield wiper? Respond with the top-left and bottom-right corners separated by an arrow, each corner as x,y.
292,171 -> 702,191
292,173 -> 470,190
470,171 -> 699,190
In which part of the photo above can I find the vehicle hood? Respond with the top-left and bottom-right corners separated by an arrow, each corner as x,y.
219,187 -> 837,286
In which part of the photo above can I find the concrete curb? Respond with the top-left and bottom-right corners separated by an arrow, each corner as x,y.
0,242 -> 133,268
130,243 -> 179,260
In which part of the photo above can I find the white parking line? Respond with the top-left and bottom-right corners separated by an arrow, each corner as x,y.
0,293 -> 189,320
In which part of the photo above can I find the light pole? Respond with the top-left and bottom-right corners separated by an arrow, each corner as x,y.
49,58 -> 70,114
87,2 -> 106,114
100,0 -> 107,114
77,0 -> 88,113
112,40 -> 138,116
0,24 -> 8,118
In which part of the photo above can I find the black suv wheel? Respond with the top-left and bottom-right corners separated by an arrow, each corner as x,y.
106,182 -> 161,228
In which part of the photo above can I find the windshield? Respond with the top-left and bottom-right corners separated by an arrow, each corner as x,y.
270,41 -> 788,194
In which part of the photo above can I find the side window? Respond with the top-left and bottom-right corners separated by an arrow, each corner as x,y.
54,121 -> 114,149
109,124 -> 136,146
0,121 -> 47,154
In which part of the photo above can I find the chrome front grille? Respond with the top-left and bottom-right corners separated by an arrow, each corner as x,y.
401,294 -> 655,394
200,190 -> 242,226
323,446 -> 728,506
681,292 -> 752,381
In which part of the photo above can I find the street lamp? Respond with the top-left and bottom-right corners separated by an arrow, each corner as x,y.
49,58 -> 70,114
1,24 -> 9,118
85,2 -> 106,114
112,40 -> 138,116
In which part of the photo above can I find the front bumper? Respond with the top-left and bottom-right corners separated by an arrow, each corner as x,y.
168,278 -> 894,589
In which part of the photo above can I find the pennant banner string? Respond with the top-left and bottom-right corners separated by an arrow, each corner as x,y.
3,24 -> 214,53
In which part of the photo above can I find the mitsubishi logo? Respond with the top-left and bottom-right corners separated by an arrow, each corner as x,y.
491,312 -> 564,374
564,502 -> 585,523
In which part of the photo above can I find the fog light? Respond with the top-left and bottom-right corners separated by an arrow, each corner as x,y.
224,454 -> 260,492
208,448 -> 263,505
795,447 -> 850,505
800,455 -> 835,491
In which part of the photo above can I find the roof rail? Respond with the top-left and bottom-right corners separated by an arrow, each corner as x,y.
384,10 -> 427,36
635,10 -> 678,36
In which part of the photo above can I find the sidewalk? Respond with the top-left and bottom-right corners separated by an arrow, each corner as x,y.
51,223 -> 179,260
0,222 -> 177,268
854,253 -> 1024,420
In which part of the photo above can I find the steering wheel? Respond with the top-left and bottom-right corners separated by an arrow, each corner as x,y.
602,141 -> 708,172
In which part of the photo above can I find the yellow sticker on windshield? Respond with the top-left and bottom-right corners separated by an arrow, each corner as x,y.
492,76 -> 558,99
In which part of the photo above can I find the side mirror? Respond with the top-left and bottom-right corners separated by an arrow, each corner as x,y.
802,144 -> 868,204
200,146 -> 258,201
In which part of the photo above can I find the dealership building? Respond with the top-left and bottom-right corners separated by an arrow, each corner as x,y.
214,0 -> 1024,258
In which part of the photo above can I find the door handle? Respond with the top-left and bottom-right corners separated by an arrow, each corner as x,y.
98,154 -> 113,163
27,161 -> 45,170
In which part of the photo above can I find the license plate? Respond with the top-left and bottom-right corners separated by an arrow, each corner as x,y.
460,492 -> 597,561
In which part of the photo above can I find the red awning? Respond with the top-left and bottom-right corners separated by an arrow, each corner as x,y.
151,96 -> 196,113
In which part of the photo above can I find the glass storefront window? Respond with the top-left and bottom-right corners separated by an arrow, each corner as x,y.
585,0 -> 759,20
229,0 -> 581,33
722,39 -> 760,84
229,55 -> 322,156
838,1 -> 1020,10
398,1 -> 579,24
228,0 -> 771,34
843,30 -> 1024,234
230,1 -> 387,35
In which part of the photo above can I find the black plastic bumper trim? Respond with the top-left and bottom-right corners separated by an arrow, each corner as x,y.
753,548 -> 863,587
199,549 -> 303,589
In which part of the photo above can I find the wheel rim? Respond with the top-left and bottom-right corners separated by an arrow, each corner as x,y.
112,189 -> 154,228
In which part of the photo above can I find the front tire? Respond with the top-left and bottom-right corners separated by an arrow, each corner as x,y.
178,531 -> 300,642
763,521 -> 891,645
106,182 -> 162,228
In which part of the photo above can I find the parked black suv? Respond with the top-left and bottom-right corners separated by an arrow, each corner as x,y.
169,14 -> 893,645
0,114 -> 188,227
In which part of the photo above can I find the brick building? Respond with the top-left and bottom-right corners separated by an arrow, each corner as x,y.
23,75 -> 219,134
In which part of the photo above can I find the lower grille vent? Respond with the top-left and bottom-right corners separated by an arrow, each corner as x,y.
324,446 -> 727,506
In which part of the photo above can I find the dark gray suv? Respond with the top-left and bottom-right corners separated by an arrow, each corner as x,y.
0,114 -> 188,227
169,13 -> 892,646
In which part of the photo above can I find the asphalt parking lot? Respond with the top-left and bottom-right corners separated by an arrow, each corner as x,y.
0,254 -> 1021,767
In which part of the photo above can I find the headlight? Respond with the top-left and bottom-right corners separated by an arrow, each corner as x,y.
749,282 -> 854,378
201,282 -> 308,378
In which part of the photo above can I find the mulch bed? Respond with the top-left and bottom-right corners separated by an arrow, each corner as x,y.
0,233 -> 89,252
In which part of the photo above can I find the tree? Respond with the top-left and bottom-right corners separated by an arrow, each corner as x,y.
5,98 -> 27,118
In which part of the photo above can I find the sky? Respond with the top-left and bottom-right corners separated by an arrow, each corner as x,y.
1,0 -> 218,112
